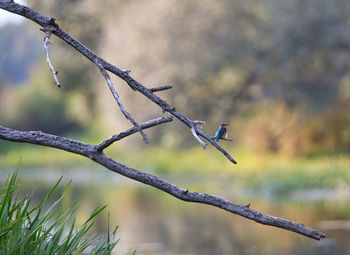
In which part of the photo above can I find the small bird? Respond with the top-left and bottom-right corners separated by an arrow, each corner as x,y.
215,123 -> 229,142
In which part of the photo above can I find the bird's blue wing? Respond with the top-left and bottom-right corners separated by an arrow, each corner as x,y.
216,127 -> 225,141
215,128 -> 221,141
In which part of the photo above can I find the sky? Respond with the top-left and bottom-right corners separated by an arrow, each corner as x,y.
0,0 -> 27,27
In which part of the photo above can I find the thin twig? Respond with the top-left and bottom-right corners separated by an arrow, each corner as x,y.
211,136 -> 233,141
191,126 -> 207,149
95,61 -> 149,144
43,31 -> 60,87
220,137 -> 233,141
150,85 -> 172,92
192,120 -> 205,125
0,125 -> 326,241
122,69 -> 131,74
96,115 -> 173,151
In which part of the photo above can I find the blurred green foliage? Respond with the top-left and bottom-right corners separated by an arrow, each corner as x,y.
0,0 -> 350,155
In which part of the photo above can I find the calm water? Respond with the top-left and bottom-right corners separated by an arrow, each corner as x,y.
1,168 -> 350,255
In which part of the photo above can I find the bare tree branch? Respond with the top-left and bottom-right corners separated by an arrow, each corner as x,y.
0,125 -> 325,240
211,136 -> 233,141
190,126 -> 207,149
0,0 -> 237,164
192,120 -> 206,125
96,115 -> 173,151
0,0 -> 326,240
150,85 -> 172,92
95,60 -> 149,144
42,29 -> 60,87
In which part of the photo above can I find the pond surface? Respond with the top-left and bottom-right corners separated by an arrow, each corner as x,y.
1,167 -> 350,255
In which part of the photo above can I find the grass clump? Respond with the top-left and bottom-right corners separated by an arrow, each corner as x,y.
0,171 -> 122,255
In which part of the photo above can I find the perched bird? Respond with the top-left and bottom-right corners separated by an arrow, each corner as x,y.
215,123 -> 229,142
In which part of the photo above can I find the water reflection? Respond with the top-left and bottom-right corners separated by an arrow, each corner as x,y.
1,168 -> 350,255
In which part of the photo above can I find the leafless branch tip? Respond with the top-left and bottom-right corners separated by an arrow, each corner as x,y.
192,120 -> 206,126
191,126 -> 207,149
43,30 -> 61,87
211,136 -> 233,141
150,85 -> 172,92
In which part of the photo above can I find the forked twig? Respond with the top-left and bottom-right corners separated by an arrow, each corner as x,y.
95,60 -> 149,144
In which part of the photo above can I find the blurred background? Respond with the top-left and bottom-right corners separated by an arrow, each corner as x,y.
1,0 -> 350,254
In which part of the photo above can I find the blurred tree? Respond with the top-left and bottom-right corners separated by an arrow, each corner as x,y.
96,0 -> 350,152
0,23 -> 41,85
8,62 -> 81,134
0,0 -> 106,134
1,0 -> 350,152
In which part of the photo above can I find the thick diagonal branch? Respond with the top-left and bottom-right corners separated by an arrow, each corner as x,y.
95,61 -> 148,144
0,125 -> 325,240
0,1 -> 237,164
